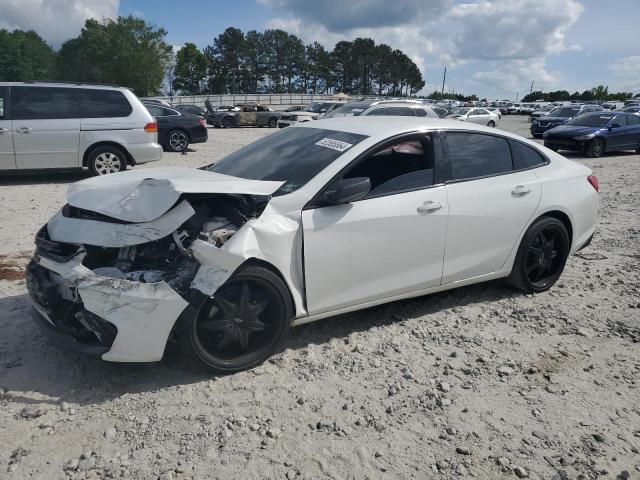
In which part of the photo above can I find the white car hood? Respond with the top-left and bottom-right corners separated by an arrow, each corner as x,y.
66,167 -> 284,223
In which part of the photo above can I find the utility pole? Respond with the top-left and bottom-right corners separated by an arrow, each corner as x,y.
530,80 -> 534,94
441,66 -> 446,97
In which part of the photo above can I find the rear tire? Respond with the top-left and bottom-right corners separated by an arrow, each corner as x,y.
87,146 -> 127,176
585,138 -> 604,158
267,117 -> 278,128
222,117 -> 235,128
508,217 -> 570,293
487,120 -> 495,127
180,265 -> 292,374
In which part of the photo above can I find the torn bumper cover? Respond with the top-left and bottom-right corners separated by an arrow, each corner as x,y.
27,254 -> 188,362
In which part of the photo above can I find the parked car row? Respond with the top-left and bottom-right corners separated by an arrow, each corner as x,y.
530,104 -> 605,138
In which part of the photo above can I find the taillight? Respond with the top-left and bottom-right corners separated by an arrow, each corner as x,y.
587,175 -> 599,192
144,122 -> 157,133
199,118 -> 206,127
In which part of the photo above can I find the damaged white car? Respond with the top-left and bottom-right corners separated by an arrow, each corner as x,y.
26,117 -> 599,373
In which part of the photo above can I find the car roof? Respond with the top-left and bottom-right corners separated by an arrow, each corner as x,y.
302,116 -> 525,143
0,81 -> 124,90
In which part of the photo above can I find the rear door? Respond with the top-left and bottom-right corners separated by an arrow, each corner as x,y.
11,86 -> 80,169
442,131 -> 542,283
0,86 -> 16,169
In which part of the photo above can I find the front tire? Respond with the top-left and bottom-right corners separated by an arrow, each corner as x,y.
222,117 -> 235,128
267,117 -> 278,128
585,138 -> 604,158
180,265 -> 292,374
87,146 -> 127,176
508,217 -> 570,293
167,129 -> 189,152
487,120 -> 495,127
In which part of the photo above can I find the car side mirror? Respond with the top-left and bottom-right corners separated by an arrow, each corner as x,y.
609,123 -> 621,130
322,177 -> 371,205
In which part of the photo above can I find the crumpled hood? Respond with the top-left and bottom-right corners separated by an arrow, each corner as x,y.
66,167 -> 284,223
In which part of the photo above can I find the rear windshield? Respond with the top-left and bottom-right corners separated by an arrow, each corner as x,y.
323,103 -> 370,118
567,114 -> 615,127
207,127 -> 368,196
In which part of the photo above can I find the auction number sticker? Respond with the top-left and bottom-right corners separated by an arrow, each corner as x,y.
315,138 -> 353,152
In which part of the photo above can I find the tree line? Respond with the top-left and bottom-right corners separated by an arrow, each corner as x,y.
172,27 -> 425,96
0,17 -> 424,97
521,85 -> 635,103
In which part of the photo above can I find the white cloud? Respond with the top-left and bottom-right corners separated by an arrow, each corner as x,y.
0,0 -> 119,46
609,56 -> 640,93
449,0 -> 583,60
470,58 -> 563,98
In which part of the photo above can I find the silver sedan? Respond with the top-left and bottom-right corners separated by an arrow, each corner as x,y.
447,107 -> 501,127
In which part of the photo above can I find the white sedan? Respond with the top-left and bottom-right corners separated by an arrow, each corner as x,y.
26,118 -> 598,373
446,107 -> 501,127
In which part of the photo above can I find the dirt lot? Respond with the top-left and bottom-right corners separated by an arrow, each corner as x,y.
0,116 -> 638,480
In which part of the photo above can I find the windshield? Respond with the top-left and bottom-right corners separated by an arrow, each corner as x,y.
566,114 -> 615,127
323,103 -> 370,118
207,127 -> 368,196
451,107 -> 471,115
305,102 -> 330,113
549,107 -> 580,117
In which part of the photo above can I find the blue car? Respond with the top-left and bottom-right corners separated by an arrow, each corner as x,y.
543,112 -> 640,157
530,104 -> 604,138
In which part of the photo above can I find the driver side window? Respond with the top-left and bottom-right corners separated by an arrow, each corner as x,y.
343,135 -> 436,199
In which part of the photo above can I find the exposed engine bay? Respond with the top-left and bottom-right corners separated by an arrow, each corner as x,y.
70,193 -> 270,297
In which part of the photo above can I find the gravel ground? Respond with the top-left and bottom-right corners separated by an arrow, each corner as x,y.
0,116 -> 638,480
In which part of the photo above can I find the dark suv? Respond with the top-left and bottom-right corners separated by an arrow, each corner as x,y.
530,104 -> 604,138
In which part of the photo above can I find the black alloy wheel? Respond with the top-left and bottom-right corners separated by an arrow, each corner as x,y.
167,130 -> 189,152
222,117 -> 235,128
181,266 -> 291,374
267,117 -> 278,128
508,217 -> 569,293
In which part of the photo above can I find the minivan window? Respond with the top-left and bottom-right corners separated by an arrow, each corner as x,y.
12,86 -> 79,120
79,89 -> 132,118
446,132 -> 513,180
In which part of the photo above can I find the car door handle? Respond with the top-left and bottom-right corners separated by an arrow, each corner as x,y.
0,127 -> 8,135
417,201 -> 443,214
16,127 -> 33,134
511,185 -> 532,196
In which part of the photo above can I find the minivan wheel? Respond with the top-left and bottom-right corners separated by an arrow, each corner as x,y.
508,217 -> 570,293
180,265 -> 292,374
167,130 -> 189,152
87,146 -> 127,176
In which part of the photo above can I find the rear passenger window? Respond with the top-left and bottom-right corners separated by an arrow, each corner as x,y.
386,107 -> 415,116
510,140 -> 547,170
79,89 -> 132,118
627,115 -> 640,125
415,108 -> 427,117
446,132 -> 512,180
12,86 -> 79,120
612,115 -> 627,126
365,108 -> 386,116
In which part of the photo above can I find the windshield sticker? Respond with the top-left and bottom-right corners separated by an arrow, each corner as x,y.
315,138 -> 354,152
351,108 -> 364,113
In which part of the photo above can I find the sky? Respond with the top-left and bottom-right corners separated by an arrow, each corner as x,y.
0,0 -> 638,99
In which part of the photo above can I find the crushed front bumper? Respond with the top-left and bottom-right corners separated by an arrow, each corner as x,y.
26,254 -> 189,362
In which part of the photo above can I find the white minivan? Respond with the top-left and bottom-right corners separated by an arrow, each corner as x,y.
0,82 -> 162,175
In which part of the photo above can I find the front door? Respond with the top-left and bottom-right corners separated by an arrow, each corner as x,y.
441,131 -> 541,283
11,86 -> 80,169
0,86 -> 15,170
238,106 -> 257,126
302,134 -> 449,315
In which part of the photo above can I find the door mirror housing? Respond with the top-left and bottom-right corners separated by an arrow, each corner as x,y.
609,123 -> 621,130
322,177 -> 371,205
